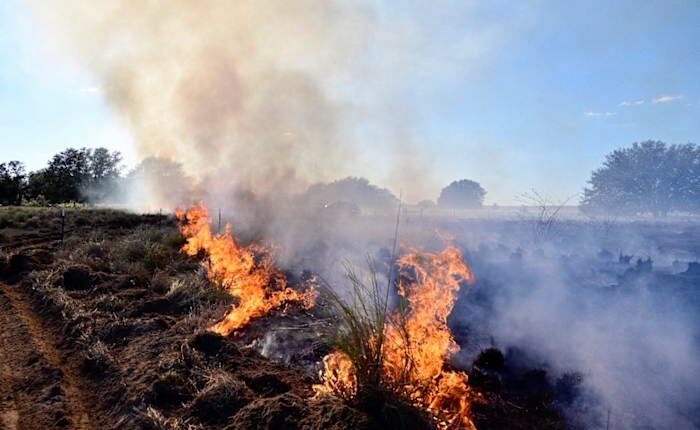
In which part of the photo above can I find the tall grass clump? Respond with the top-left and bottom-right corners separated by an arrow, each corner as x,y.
321,258 -> 395,405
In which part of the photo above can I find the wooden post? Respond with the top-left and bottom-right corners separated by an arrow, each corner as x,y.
60,209 -> 65,248
218,208 -> 222,233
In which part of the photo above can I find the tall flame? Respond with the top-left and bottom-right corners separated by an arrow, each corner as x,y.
176,203 -> 315,336
316,245 -> 477,429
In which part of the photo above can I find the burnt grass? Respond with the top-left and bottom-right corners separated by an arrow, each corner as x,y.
0,207 -> 569,429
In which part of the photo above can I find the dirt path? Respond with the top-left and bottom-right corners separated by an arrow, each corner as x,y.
0,282 -> 93,430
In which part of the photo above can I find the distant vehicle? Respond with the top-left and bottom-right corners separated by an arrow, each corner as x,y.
323,201 -> 361,217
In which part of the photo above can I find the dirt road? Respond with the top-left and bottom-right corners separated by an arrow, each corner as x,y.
0,282 -> 93,430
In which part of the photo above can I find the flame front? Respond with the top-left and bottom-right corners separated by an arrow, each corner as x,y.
176,203 -> 315,336
385,245 -> 476,429
317,245 -> 477,429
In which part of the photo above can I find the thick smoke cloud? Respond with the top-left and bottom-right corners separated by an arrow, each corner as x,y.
30,0 -> 378,200
28,1 -> 527,206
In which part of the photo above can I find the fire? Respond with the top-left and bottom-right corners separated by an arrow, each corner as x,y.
176,203 -> 315,336
314,351 -> 357,401
316,245 -> 477,429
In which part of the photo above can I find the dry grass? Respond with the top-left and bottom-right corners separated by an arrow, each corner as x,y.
321,259 -> 395,404
140,406 -> 201,430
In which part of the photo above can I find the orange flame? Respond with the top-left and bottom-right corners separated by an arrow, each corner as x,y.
176,203 -> 315,336
314,351 -> 357,401
317,245 -> 477,429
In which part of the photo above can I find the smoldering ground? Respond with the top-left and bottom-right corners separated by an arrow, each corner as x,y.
205,203 -> 700,429
446,218 -> 700,430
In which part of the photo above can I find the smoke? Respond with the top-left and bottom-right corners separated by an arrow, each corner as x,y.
28,0 -> 508,208
449,219 -> 700,429
29,1 -> 372,196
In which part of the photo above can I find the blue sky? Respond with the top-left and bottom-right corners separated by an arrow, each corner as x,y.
1,1 -> 698,204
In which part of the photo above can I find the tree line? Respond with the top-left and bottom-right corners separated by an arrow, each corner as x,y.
0,147 -> 490,209
1,147 -> 122,205
1,140 -> 698,215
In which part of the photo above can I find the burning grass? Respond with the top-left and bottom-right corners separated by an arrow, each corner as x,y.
315,245 -> 478,429
0,207 -> 578,429
176,203 -> 317,336
175,203 -> 478,427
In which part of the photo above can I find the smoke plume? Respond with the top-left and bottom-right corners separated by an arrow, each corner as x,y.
29,0 -> 451,204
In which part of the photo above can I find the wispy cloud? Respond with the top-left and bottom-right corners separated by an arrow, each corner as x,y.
619,100 -> 644,107
652,94 -> 683,104
584,111 -> 616,117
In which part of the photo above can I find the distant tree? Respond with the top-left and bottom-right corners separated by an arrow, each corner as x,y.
0,161 -> 27,205
303,177 -> 399,210
120,157 -> 194,208
17,147 -> 123,204
25,169 -> 47,202
84,147 -> 123,202
126,157 -> 189,186
581,141 -> 700,216
437,179 -> 486,209
89,148 -> 122,182
39,148 -> 92,203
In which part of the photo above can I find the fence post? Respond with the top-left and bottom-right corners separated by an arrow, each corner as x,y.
218,208 -> 222,233
60,209 -> 65,249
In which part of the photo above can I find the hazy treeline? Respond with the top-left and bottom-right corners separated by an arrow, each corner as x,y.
0,147 -> 122,205
1,140 -> 698,214
0,148 -> 488,210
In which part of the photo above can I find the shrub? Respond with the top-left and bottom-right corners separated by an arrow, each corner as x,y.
319,260 -> 392,405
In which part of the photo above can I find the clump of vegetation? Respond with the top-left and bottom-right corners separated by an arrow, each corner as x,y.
189,370 -> 254,423
166,273 -> 233,311
320,261 -> 392,404
317,242 -> 482,430
517,189 -> 573,243
316,260 -> 436,429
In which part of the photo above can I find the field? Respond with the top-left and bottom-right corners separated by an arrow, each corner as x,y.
0,207 -> 698,429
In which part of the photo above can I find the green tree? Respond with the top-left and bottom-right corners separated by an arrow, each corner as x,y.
0,161 -> 27,205
40,147 -> 92,203
581,141 -> 700,216
84,147 -> 123,202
